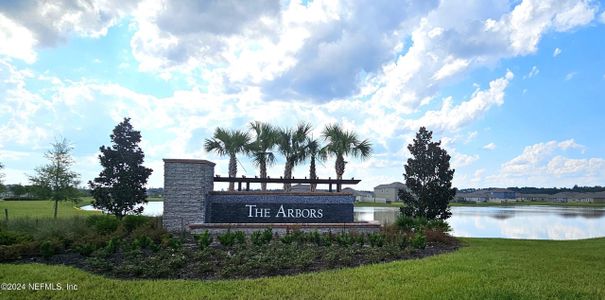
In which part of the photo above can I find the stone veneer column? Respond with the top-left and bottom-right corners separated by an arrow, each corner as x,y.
163,159 -> 215,232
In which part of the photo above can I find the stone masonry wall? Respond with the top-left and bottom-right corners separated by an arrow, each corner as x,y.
163,159 -> 214,232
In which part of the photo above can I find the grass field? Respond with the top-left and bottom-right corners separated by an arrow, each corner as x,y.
1,238 -> 604,299
0,199 -> 98,220
0,196 -> 166,220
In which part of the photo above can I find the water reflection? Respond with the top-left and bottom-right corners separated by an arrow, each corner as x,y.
446,206 -> 605,240
81,202 -> 163,217
354,207 -> 398,225
353,206 -> 605,240
81,203 -> 605,240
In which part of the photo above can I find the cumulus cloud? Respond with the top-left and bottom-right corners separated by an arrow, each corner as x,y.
0,0 -> 602,189
565,72 -> 577,80
0,60 -> 52,145
260,0 -> 441,102
0,0 -> 136,48
485,139 -> 605,187
483,143 -> 496,150
546,156 -> 605,176
0,14 -> 37,63
2,0 -> 598,104
483,0 -> 596,55
432,58 -> 470,81
131,0 -> 280,72
501,140 -> 580,173
403,71 -> 513,132
451,151 -> 479,168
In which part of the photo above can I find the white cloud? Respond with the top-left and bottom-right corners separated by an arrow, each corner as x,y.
502,140 -> 561,173
0,0 -> 135,47
481,0 -> 596,56
452,151 -> 479,168
557,139 -> 585,151
0,1 -> 138,64
404,71 -> 513,132
432,58 -> 470,80
601,11 -> 605,23
546,156 -> 605,176
483,143 -> 496,150
1,0 -> 601,190
0,60 -> 52,146
565,72 -> 577,80
525,66 -> 540,79
484,139 -> 605,187
553,47 -> 562,57
0,13 -> 37,63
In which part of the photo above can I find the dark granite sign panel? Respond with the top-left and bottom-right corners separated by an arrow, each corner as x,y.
208,202 -> 353,223
207,193 -> 355,223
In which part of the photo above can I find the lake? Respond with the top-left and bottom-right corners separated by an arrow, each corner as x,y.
81,203 -> 605,240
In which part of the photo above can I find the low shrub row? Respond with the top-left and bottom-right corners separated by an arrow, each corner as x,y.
0,215 -> 165,261
0,213 -> 459,280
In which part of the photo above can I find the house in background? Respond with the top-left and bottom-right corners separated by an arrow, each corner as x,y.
373,182 -> 407,203
488,189 -> 516,203
290,184 -> 311,192
456,188 -> 516,203
342,187 -> 375,202
455,190 -> 489,202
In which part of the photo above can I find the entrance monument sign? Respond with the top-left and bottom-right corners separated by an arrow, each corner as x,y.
162,159 -> 379,234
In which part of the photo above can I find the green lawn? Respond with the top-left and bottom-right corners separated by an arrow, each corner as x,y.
0,197 -> 167,220
1,238 -> 604,299
0,199 -> 98,220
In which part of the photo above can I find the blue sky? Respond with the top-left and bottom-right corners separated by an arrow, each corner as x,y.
1,0 -> 604,190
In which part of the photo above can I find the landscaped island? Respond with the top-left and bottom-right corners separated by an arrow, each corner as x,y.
0,212 -> 457,280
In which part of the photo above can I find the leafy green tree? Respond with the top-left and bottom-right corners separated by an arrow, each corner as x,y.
399,127 -> 456,220
305,137 -> 326,192
246,121 -> 279,191
89,118 -> 153,219
0,161 -> 4,193
278,123 -> 312,192
205,127 -> 251,191
9,184 -> 27,198
29,138 -> 81,218
322,124 -> 372,180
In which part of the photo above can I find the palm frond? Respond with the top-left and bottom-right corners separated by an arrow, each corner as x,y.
205,127 -> 250,158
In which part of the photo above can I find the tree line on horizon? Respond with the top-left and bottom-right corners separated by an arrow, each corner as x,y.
457,186 -> 605,195
204,121 -> 372,192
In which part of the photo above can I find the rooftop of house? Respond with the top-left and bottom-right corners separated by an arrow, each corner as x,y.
374,182 -> 406,190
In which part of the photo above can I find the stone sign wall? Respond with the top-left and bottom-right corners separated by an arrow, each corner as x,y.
163,159 -> 356,232
163,159 -> 214,232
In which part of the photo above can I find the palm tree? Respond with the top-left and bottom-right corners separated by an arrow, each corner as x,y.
305,137 -> 326,192
278,123 -> 312,192
204,127 -> 250,191
322,124 -> 372,180
246,121 -> 279,191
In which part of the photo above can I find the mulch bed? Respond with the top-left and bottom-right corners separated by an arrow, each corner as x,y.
12,239 -> 461,281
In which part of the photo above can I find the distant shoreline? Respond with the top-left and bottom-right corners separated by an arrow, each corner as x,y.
354,201 -> 605,208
